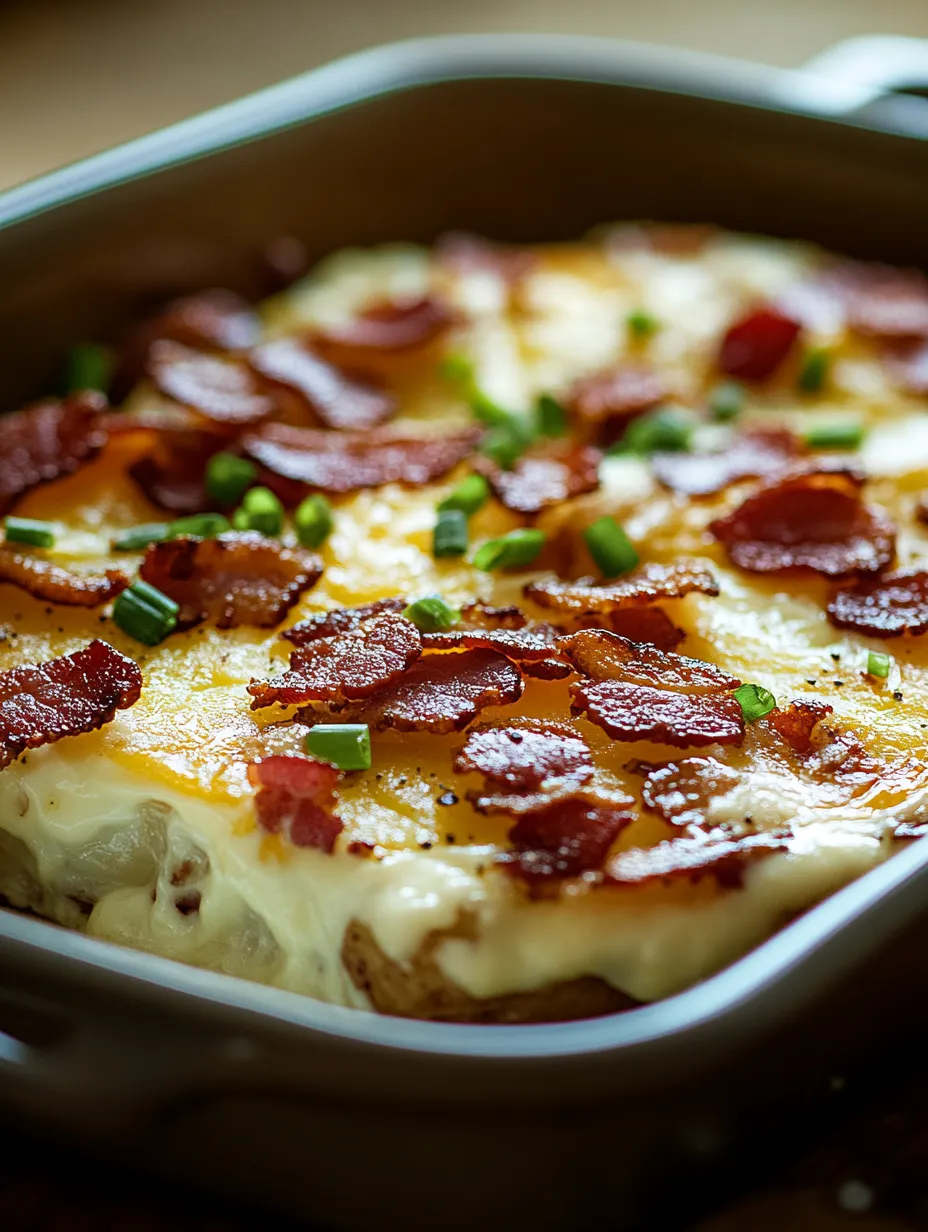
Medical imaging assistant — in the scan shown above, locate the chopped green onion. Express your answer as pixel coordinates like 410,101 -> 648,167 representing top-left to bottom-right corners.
734,682 -> 777,724
866,650 -> 891,679
473,528 -> 546,572
294,494 -> 334,549
803,421 -> 865,450
440,352 -> 476,385
480,412 -> 536,469
64,342 -> 113,394
169,513 -> 230,539
433,508 -> 469,558
233,486 -> 284,536
112,523 -> 170,552
470,388 -> 518,429
438,473 -> 490,518
205,452 -> 257,506
4,517 -> 56,548
612,406 -> 694,456
627,308 -> 659,340
709,381 -> 745,422
583,517 -> 639,578
535,393 -> 567,437
798,346 -> 831,394
402,596 -> 461,632
111,580 -> 178,646
305,724 -> 371,771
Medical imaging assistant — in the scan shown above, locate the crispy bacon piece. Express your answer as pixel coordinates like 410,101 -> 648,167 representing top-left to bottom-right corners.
283,598 -> 407,646
247,338 -> 395,430
248,614 -> 421,709
639,757 -> 741,829
0,640 -> 142,770
0,392 -> 107,516
458,602 -> 527,630
242,423 -> 480,498
314,295 -> 455,358
502,794 -> 636,882
604,828 -> 791,888
481,444 -> 601,515
605,607 -> 685,651
827,569 -> 928,637
765,700 -> 834,754
436,232 -> 536,283
0,550 -> 128,608
559,629 -> 740,693
421,625 -> 563,673
572,681 -> 744,748
247,755 -> 344,852
148,340 -> 274,426
564,363 -> 669,444
343,648 -> 523,735
129,427 -> 223,514
140,532 -> 322,631
711,470 -> 896,578
719,307 -> 801,381
519,657 -> 573,681
454,723 -> 594,794
783,261 -> 928,340
525,560 -> 719,616
652,429 -> 802,497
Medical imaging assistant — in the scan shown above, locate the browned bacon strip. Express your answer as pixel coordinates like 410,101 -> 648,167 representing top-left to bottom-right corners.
149,341 -> 274,426
0,640 -> 142,769
0,550 -> 128,608
140,532 -> 322,631
421,625 -> 563,671
247,337 -> 395,430
652,430 -> 801,497
525,560 -> 719,616
572,680 -> 744,748
604,828 -> 792,888
501,794 -> 636,883
639,757 -> 741,829
558,629 -> 740,693
129,428 -> 224,515
0,392 -> 107,516
283,598 -> 407,646
827,570 -> 928,637
315,295 -> 456,358
247,755 -> 344,852
765,700 -> 834,754
454,723 -> 594,794
564,363 -> 669,444
481,444 -> 601,515
605,607 -> 685,651
781,261 -> 928,340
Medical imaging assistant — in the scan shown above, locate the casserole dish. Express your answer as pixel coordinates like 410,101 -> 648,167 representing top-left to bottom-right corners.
3,32 -> 928,1229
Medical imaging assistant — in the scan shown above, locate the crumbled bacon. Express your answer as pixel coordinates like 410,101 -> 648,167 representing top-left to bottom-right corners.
247,338 -> 395,430
765,700 -> 834,754
242,423 -> 480,497
710,470 -> 896,577
247,755 -> 344,852
283,598 -> 407,646
140,532 -> 322,631
652,429 -> 802,497
0,392 -> 107,516
342,648 -> 523,734
525,559 -> 719,616
0,640 -> 142,769
436,232 -> 536,283
782,261 -> 928,340
501,794 -> 636,882
604,607 -> 685,651
454,723 -> 594,794
639,757 -> 741,829
458,602 -> 527,630
0,550 -> 128,608
314,295 -> 455,358
564,363 -> 669,443
604,828 -> 791,888
572,681 -> 744,748
480,444 -> 601,515
148,341 -> 274,426
719,307 -> 801,381
129,428 -> 224,514
248,614 -> 421,709
827,569 -> 928,637
558,629 -> 741,693
520,657 -> 573,680
421,624 -> 563,671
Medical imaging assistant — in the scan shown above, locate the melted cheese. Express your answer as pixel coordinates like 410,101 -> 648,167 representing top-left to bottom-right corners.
2,227 -> 928,1009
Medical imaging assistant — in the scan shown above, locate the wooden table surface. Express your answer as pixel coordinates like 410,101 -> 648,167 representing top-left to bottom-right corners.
2,1 -> 928,1227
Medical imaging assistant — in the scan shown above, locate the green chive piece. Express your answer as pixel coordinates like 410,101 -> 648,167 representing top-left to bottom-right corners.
803,421 -> 865,451
535,393 -> 567,437
470,388 -> 518,429
294,494 -> 334,549
734,682 -> 777,724
867,650 -> 891,679
473,528 -> 546,572
169,513 -> 231,539
205,452 -> 257,506
583,517 -> 639,579
438,473 -> 490,518
112,523 -> 171,552
480,418 -> 536,470
64,342 -> 113,394
440,352 -> 476,385
4,517 -> 56,548
612,406 -> 694,456
433,508 -> 469,558
709,381 -> 745,422
111,581 -> 178,646
402,596 -> 461,632
305,724 -> 371,771
627,308 -> 660,340
233,486 -> 284,536
798,346 -> 831,394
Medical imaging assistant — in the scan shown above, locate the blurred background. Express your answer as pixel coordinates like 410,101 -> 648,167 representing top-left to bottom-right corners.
3,0 -> 928,192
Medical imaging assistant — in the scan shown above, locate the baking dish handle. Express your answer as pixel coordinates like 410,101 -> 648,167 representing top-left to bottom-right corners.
803,35 -> 928,101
